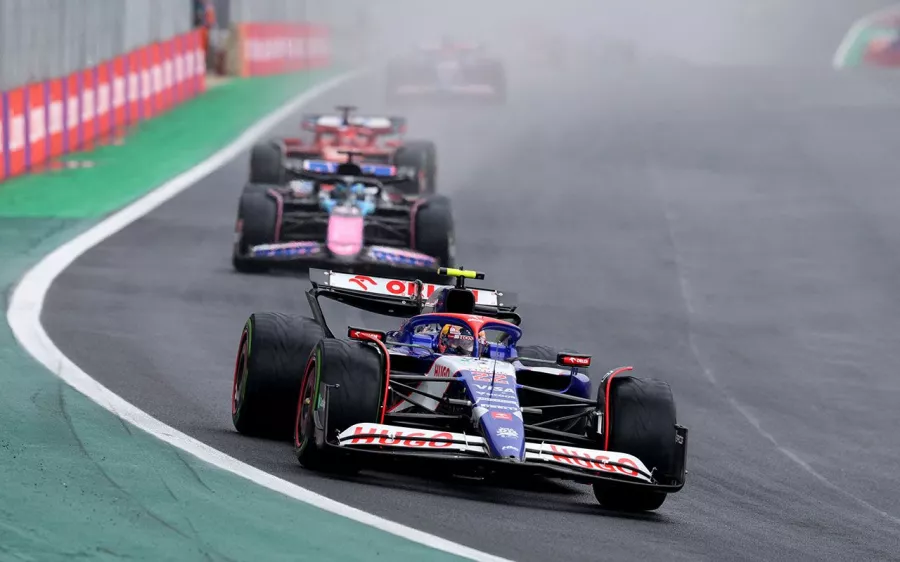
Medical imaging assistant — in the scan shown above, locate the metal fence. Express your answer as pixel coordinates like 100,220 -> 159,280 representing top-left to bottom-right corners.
222,0 -> 307,24
0,0 -> 401,90
0,0 -> 193,90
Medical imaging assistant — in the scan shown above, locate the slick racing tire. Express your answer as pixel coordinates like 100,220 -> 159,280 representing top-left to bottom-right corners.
413,196 -> 455,267
231,313 -> 325,439
249,142 -> 285,185
514,345 -> 589,376
295,338 -> 384,472
232,187 -> 277,273
592,377 -> 678,512
394,140 -> 438,195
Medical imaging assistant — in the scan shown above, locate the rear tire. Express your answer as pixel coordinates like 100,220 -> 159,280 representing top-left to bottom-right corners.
515,344 -> 590,377
249,142 -> 284,185
394,140 -> 437,195
295,339 -> 384,472
592,377 -> 678,512
515,345 -> 589,433
232,187 -> 278,273
413,196 -> 455,266
231,313 -> 325,439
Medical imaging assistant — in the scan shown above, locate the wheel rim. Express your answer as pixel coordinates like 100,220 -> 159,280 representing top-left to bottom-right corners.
294,355 -> 318,450
231,329 -> 249,416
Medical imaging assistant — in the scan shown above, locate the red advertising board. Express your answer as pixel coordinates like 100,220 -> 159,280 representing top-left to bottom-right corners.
81,68 -> 96,147
1,91 -> 7,179
48,78 -> 65,158
197,29 -> 208,93
96,63 -> 112,138
236,23 -> 331,77
27,83 -> 47,170
5,88 -> 26,176
139,46 -> 154,121
112,56 -> 128,131
189,30 -> 207,95
171,35 -> 185,104
159,40 -> 173,112
65,72 -> 81,153
127,49 -> 142,125
181,33 -> 195,99
1,28 -> 202,183
307,25 -> 332,68
151,43 -> 163,115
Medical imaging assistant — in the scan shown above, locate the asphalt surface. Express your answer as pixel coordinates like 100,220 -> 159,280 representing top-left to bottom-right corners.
44,27 -> 900,562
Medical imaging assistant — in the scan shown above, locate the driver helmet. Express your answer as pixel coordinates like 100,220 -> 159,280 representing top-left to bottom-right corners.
438,325 -> 475,356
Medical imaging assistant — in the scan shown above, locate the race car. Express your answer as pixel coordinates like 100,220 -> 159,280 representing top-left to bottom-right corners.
386,39 -> 506,104
230,268 -> 688,512
249,105 -> 437,196
231,151 -> 454,276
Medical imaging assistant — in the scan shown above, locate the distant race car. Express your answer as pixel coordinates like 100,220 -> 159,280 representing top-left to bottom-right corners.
386,39 -> 506,104
249,105 -> 437,196
230,268 -> 688,512
231,151 -> 454,275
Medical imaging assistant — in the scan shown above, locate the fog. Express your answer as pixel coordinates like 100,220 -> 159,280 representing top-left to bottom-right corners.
313,0 -> 896,70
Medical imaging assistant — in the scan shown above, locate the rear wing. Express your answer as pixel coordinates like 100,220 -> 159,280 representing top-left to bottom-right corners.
313,270 -> 506,306
305,269 -> 517,337
299,159 -> 399,178
301,114 -> 407,135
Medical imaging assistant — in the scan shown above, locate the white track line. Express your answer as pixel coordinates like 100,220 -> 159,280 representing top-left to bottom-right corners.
6,70 -> 512,562
833,3 -> 900,68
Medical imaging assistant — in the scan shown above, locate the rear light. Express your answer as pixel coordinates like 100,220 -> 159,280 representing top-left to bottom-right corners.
348,327 -> 386,342
557,353 -> 591,368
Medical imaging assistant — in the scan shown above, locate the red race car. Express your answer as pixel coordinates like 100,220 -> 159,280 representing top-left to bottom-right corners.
249,106 -> 437,197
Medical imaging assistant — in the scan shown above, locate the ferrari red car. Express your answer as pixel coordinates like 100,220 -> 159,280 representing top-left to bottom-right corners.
249,105 -> 437,196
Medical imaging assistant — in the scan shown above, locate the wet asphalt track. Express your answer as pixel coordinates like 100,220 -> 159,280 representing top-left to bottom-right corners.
43,28 -> 900,562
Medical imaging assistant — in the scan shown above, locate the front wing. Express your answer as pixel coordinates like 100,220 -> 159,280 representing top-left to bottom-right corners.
335,422 -> 682,490
240,241 -> 438,274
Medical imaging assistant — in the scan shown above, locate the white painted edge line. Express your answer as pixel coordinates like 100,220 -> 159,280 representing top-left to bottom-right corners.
6,70 -> 513,562
833,3 -> 900,68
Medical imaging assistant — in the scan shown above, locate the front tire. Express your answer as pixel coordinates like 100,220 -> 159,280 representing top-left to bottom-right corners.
295,339 -> 385,471
232,187 -> 278,273
592,376 -> 678,512
394,140 -> 438,195
231,313 -> 325,439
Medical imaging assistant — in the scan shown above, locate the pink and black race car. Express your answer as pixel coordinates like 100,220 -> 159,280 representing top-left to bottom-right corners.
232,152 -> 454,277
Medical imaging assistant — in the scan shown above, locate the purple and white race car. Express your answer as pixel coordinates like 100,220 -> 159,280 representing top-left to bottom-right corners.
231,268 -> 689,512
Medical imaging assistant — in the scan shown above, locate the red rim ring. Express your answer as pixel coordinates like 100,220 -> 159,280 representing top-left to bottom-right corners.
231,328 -> 249,416
294,354 -> 317,449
